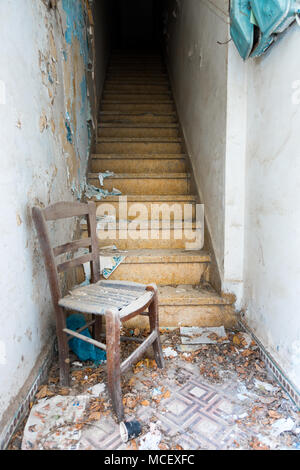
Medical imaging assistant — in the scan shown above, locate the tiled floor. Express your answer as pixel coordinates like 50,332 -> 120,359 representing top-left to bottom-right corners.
78,359 -> 299,451
15,329 -> 300,451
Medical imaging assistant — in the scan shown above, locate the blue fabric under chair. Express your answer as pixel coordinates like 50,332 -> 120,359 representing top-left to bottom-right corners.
66,314 -> 106,364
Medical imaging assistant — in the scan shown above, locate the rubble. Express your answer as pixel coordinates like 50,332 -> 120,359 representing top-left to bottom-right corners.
163,347 -> 178,358
139,423 -> 162,450
180,326 -> 229,345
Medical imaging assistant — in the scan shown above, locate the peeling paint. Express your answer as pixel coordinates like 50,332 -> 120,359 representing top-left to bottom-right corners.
62,0 -> 89,65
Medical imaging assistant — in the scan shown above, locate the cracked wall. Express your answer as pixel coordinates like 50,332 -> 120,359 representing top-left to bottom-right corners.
0,0 -> 111,443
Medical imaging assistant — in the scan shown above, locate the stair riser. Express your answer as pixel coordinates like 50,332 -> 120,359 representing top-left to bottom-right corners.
103,94 -> 171,102
105,80 -> 170,86
95,201 -> 196,221
124,305 -> 238,329
82,230 -> 202,250
107,68 -> 166,74
95,142 -> 182,154
107,71 -> 167,76
101,103 -> 174,113
98,128 -> 179,138
107,262 -> 209,285
109,60 -> 164,63
104,85 -> 170,93
89,177 -> 190,195
99,114 -> 177,124
91,158 -> 185,174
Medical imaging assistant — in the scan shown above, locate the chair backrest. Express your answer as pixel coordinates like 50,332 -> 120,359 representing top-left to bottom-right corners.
32,201 -> 100,308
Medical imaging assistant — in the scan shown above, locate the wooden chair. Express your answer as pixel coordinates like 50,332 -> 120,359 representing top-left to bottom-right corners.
32,201 -> 164,421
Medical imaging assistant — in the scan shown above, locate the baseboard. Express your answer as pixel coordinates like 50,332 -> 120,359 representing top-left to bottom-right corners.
0,337 -> 56,450
239,319 -> 300,410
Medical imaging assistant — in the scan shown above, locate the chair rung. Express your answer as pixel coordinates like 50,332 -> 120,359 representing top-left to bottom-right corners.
75,320 -> 96,335
120,330 -> 157,374
53,238 -> 92,257
57,253 -> 93,273
63,328 -> 107,351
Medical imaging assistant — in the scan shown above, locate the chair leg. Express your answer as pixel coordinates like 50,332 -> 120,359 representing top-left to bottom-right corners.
147,287 -> 165,369
93,315 -> 103,341
105,309 -> 124,422
56,308 -> 70,387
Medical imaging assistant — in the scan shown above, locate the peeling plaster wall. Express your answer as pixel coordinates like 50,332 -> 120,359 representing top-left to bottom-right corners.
243,24 -> 300,391
163,0 -> 231,288
0,0 -> 109,437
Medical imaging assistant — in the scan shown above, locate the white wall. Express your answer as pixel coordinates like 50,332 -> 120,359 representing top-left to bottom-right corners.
164,0 -> 245,297
243,24 -> 300,391
0,0 -> 110,441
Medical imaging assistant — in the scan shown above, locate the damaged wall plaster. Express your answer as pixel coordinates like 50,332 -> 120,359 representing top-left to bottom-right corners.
0,0 -> 111,441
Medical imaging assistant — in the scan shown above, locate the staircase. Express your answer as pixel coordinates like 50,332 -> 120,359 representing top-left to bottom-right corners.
86,50 -> 237,329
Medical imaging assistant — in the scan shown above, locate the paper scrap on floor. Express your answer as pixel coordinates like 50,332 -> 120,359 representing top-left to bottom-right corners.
101,254 -> 127,279
85,184 -> 122,201
82,246 -> 127,281
98,171 -> 114,187
22,384 -> 106,450
180,326 -> 229,346
22,394 -> 89,450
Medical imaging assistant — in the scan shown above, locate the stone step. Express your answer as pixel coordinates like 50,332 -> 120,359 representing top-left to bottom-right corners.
95,140 -> 183,154
99,249 -> 211,286
102,93 -> 172,102
98,126 -> 179,138
107,67 -> 166,73
93,195 -> 197,221
105,78 -> 170,86
109,60 -> 164,64
107,71 -> 167,76
81,220 -> 202,250
99,112 -> 178,124
101,102 -> 174,113
91,154 -> 186,174
126,285 -> 237,329
104,84 -> 170,93
88,173 -> 191,195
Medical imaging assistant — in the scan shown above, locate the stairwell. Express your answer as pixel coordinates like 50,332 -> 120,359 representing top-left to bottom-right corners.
86,50 -> 237,329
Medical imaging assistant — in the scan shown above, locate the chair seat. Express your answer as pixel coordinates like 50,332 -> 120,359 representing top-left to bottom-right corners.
58,280 -> 154,317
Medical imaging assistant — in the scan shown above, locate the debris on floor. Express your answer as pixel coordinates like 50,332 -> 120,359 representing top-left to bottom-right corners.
180,326 -> 229,350
163,346 -> 178,358
85,183 -> 122,201
98,171 -> 114,187
100,253 -> 127,279
8,326 -> 300,451
139,422 -> 162,450
22,394 -> 90,450
82,248 -> 127,281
